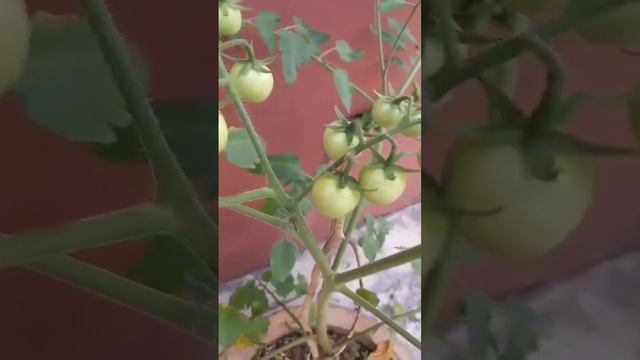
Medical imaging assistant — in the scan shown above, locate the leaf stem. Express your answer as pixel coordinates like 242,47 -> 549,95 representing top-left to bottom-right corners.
383,0 -> 421,90
375,0 -> 387,94
311,56 -> 375,104
219,187 -> 276,207
225,204 -> 293,233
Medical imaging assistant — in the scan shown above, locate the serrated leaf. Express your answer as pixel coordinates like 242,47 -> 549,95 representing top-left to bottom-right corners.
380,0 -> 406,13
333,69 -> 352,111
295,273 -> 309,296
229,280 -> 270,317
388,18 -> 417,45
17,13 -> 147,143
335,40 -> 364,63
270,241 -> 298,282
219,306 -> 245,346
225,128 -> 263,168
279,31 -> 298,85
356,288 -> 380,306
628,85 -> 640,143
359,216 -> 391,262
257,12 -> 280,53
127,236 -> 194,295
370,23 -> 407,51
293,17 -> 330,56
463,292 -> 494,360
250,154 -> 310,186
273,274 -> 295,298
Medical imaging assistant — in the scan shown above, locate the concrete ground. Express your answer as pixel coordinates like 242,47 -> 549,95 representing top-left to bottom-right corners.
220,202 -> 640,359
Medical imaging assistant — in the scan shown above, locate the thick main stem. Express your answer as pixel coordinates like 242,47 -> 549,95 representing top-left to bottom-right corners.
80,0 -> 216,267
333,245 -> 421,284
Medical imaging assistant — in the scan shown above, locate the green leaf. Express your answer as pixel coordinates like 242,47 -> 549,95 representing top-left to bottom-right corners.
356,288 -> 380,307
225,128 -> 263,168
273,274 -> 295,298
219,306 -> 245,346
388,18 -> 417,45
127,236 -> 194,295
229,280 -> 270,317
293,17 -> 330,58
242,315 -> 270,343
333,69 -> 352,112
380,0 -> 406,13
294,273 -> 309,296
17,13 -> 147,143
628,85 -> 640,144
250,154 -> 311,186
270,241 -> 298,282
257,12 -> 280,53
335,40 -> 364,63
463,292 -> 494,360
359,216 -> 391,262
369,23 -> 407,51
279,31 -> 298,85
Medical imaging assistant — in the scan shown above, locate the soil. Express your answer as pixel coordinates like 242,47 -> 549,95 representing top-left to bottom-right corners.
254,328 -> 376,360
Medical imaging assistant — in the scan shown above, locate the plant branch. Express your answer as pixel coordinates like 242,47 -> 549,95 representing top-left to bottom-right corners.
256,279 -> 305,332
0,203 -> 175,268
338,286 -> 420,349
383,1 -> 421,92
29,255 -> 214,341
399,58 -> 421,96
333,245 -> 421,284
333,309 -> 420,351
331,199 -> 364,271
225,204 -> 293,233
219,187 -> 275,208
375,0 -> 387,94
80,0 -> 216,266
428,0 -> 640,99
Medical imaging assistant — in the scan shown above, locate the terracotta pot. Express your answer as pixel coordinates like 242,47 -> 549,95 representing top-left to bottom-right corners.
221,305 -> 414,359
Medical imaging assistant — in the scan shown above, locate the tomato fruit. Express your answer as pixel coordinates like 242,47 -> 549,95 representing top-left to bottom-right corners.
0,0 -> 29,97
500,0 -> 566,16
229,63 -> 274,103
310,174 -> 361,219
218,4 -> 242,37
323,121 -> 359,160
219,111 -> 228,153
442,139 -> 594,258
578,4 -> 640,48
359,166 -> 407,206
424,209 -> 449,273
371,100 -> 407,129
401,111 -> 421,139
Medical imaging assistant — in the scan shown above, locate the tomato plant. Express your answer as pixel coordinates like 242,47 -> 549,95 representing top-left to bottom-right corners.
228,62 -> 274,103
0,0 -> 29,96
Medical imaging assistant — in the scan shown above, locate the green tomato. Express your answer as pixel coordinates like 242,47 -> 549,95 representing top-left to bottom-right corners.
218,4 -> 242,37
371,100 -> 406,129
500,0 -> 566,16
323,121 -> 359,160
424,209 -> 449,273
401,111 -> 421,139
229,63 -> 274,103
310,174 -> 361,219
578,3 -> 640,48
442,139 -> 594,258
0,0 -> 29,97
219,111 -> 228,153
359,166 -> 407,206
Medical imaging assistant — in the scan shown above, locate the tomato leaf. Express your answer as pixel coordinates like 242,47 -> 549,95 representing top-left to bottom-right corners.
256,12 -> 280,53
225,128 -> 263,169
370,23 -> 406,51
333,69 -> 352,112
294,273 -> 309,296
273,274 -> 295,298
229,280 -> 270,317
628,85 -> 640,143
359,216 -> 391,262
250,154 -> 311,186
335,40 -> 364,63
17,13 -> 147,143
380,0 -> 406,13
356,288 -> 380,306
293,17 -> 330,59
270,241 -> 298,283
463,292 -> 495,360
388,18 -> 417,45
219,306 -> 245,346
242,315 -> 270,343
279,31 -> 299,85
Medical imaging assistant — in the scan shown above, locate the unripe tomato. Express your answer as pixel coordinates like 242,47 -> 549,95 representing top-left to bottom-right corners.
359,166 -> 407,206
500,0 -> 566,16
229,63 -> 274,103
0,0 -> 29,97
219,111 -> 228,153
310,174 -> 361,219
371,100 -> 406,129
323,121 -> 359,160
401,111 -> 421,139
442,139 -> 594,258
424,209 -> 449,273
579,4 -> 640,48
424,40 -> 445,79
218,4 -> 242,37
